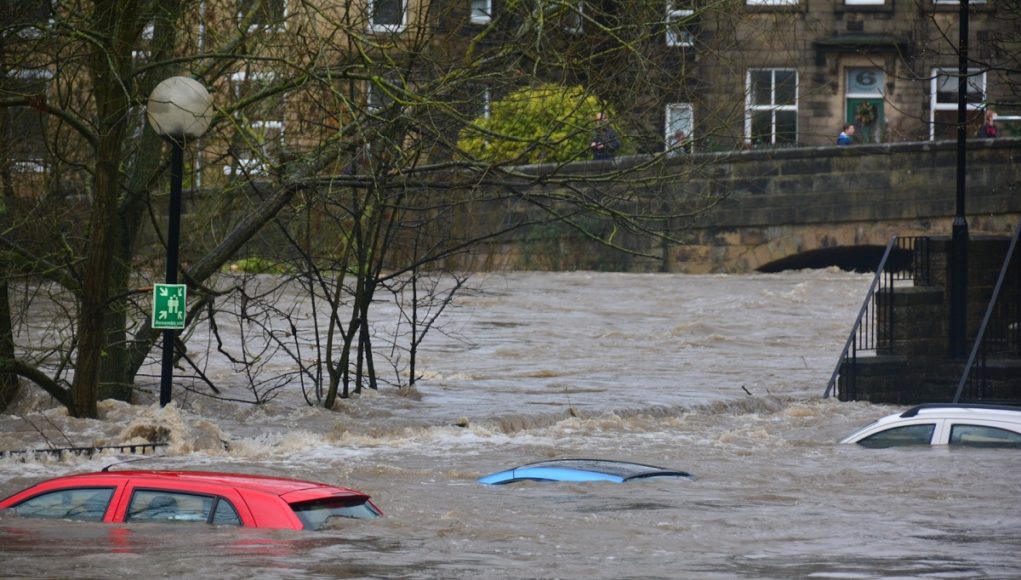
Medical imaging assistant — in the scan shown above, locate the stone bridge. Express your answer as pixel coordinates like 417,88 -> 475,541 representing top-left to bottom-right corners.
501,138 -> 1021,274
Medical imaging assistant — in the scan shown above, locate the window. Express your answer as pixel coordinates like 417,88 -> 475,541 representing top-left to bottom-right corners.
126,490 -> 240,525
370,0 -> 405,32
746,69 -> 798,147
9,488 -> 114,521
933,0 -> 986,4
133,21 -> 155,62
665,103 -> 693,155
367,73 -> 402,113
949,424 -> 1021,448
471,0 -> 491,24
858,424 -> 935,448
290,498 -> 382,530
746,0 -> 798,5
666,2 -> 694,47
2,0 -> 52,35
845,0 -> 884,5
227,71 -> 285,176
4,68 -> 51,171
474,84 -> 491,120
238,0 -> 287,30
930,68 -> 985,140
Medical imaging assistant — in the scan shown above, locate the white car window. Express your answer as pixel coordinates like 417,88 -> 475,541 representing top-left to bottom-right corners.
858,424 -> 935,448
949,424 -> 1021,448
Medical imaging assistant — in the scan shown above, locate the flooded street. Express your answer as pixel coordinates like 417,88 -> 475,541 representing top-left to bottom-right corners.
2,270 -> 1020,578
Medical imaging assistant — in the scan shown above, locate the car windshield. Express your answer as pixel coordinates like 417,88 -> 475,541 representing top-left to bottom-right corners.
290,497 -> 381,530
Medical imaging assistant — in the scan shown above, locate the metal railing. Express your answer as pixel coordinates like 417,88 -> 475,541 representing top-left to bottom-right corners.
823,236 -> 930,399
953,221 -> 1021,402
1,443 -> 166,460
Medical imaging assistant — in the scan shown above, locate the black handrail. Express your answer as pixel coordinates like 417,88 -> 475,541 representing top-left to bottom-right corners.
953,221 -> 1021,402
824,236 -> 929,399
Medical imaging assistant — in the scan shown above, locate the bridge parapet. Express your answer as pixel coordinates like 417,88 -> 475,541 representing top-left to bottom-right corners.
612,139 -> 1020,273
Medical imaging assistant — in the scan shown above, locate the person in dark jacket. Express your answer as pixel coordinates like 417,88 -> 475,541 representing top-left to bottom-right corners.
591,112 -> 620,160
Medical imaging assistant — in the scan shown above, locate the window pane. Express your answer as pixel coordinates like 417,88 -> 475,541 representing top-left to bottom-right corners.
372,0 -> 402,26
751,71 -> 772,106
241,0 -> 285,25
471,0 -> 490,22
127,490 -> 213,523
775,110 -> 797,144
5,71 -> 49,162
10,488 -> 114,522
750,110 -> 772,145
858,424 -> 935,448
212,499 -> 242,526
3,0 -> 51,28
290,498 -> 381,530
847,68 -> 884,96
949,425 -> 1021,448
775,71 -> 797,105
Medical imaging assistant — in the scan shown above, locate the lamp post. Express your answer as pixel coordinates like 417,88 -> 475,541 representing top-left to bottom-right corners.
950,0 -> 969,358
146,76 -> 212,406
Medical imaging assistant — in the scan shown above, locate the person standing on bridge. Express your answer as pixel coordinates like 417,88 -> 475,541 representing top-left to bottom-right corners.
591,112 -> 621,160
837,123 -> 855,145
979,109 -> 998,138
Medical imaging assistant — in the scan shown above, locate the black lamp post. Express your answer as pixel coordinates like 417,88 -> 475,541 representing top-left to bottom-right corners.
950,0 -> 970,358
146,76 -> 212,406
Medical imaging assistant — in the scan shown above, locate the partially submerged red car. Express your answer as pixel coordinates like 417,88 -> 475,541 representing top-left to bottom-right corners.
0,470 -> 381,530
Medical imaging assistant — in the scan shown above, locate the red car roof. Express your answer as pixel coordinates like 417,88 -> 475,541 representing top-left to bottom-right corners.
45,470 -> 365,498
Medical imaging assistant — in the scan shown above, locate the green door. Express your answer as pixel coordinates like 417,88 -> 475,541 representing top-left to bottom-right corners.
846,98 -> 884,144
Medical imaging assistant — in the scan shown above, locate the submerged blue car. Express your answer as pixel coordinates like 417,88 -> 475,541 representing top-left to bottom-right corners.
478,459 -> 693,485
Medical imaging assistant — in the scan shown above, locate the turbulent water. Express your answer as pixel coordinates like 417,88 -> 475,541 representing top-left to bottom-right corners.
2,270 -> 1019,579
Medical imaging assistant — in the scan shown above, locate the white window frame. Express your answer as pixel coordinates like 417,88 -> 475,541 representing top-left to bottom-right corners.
470,0 -> 491,24
226,71 -> 285,176
929,67 -> 985,140
237,0 -> 288,32
369,0 -> 407,33
666,3 -> 693,47
933,0 -> 985,4
845,0 -> 884,5
665,103 -> 693,155
9,68 -> 53,172
746,0 -> 798,6
744,68 -> 799,146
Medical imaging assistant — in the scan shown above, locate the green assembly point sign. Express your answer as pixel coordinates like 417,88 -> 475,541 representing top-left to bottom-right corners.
152,283 -> 187,330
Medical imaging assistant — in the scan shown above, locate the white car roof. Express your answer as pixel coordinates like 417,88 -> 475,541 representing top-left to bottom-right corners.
841,403 -> 1021,444
896,403 -> 1021,422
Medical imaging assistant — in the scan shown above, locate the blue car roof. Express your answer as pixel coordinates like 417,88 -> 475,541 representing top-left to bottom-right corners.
478,459 -> 693,485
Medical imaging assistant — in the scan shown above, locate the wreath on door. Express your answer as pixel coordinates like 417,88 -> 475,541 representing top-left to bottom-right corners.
855,102 -> 877,126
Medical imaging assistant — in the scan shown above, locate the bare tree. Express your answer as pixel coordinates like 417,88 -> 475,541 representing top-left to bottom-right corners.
1,0 -> 733,417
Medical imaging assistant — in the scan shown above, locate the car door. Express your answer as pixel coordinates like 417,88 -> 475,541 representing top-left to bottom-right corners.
115,479 -> 253,526
854,419 -> 943,447
946,421 -> 1021,448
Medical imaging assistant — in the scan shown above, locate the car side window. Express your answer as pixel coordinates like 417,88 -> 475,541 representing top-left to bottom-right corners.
127,490 -> 214,523
858,424 -> 936,448
949,424 -> 1021,448
211,498 -> 242,526
9,487 -> 114,522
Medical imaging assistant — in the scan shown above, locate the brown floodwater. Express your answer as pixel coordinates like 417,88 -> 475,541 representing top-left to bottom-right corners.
2,270 -> 1019,578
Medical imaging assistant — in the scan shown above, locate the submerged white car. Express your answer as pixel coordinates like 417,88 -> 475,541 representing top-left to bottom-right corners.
841,404 -> 1021,448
